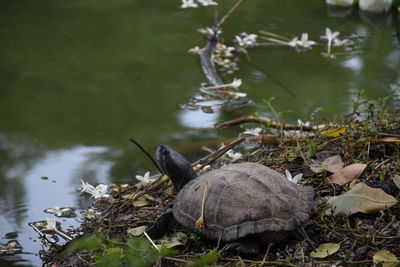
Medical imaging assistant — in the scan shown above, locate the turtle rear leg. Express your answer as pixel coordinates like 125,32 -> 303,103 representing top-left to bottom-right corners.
147,209 -> 176,239
227,236 -> 261,254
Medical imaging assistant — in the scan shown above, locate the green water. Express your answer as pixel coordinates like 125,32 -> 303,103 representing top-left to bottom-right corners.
0,0 -> 399,265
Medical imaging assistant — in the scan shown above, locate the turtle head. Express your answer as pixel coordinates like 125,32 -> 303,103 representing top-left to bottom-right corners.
156,145 -> 197,193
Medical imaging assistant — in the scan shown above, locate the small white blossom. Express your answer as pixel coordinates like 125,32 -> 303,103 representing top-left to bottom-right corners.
235,32 -> 258,48
285,170 -> 303,184
297,33 -> 316,48
136,171 -> 153,183
45,206 -> 72,217
197,0 -> 218,6
80,180 -> 110,199
91,184 -> 110,199
81,208 -> 101,220
231,78 -> 242,89
297,119 -> 310,127
243,127 -> 262,136
226,150 -> 243,161
181,0 -> 198,8
197,27 -> 221,37
188,46 -> 202,54
321,28 -> 340,54
80,180 -> 95,194
287,37 -> 299,47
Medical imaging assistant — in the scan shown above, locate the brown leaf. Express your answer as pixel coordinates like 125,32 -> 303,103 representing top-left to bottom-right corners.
309,155 -> 344,173
326,163 -> 367,186
327,182 -> 398,216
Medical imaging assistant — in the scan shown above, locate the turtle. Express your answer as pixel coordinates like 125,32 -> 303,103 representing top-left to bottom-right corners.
148,144 -> 314,253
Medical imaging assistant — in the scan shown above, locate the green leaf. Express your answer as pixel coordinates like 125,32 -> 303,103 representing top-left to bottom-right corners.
66,234 -> 104,255
189,251 -> 220,267
373,250 -> 400,267
327,182 -> 398,216
306,141 -> 316,158
310,243 -> 340,258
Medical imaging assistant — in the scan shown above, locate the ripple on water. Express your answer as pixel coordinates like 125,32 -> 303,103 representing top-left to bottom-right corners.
0,22 -> 93,73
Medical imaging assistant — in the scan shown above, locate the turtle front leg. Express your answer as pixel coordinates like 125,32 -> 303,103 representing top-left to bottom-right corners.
147,209 -> 176,239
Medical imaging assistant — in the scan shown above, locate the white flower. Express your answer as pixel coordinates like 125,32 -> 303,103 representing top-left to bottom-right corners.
288,37 -> 299,47
80,180 -> 110,199
81,208 -> 101,220
136,171 -> 153,183
297,33 -> 316,48
231,78 -> 242,89
45,218 -> 57,231
235,32 -> 258,48
226,150 -> 243,161
297,119 -> 310,127
80,180 -> 95,194
243,127 -> 262,136
181,0 -> 198,8
321,28 -> 340,54
188,46 -> 202,54
197,27 -> 221,36
45,206 -> 71,217
285,170 -> 303,184
91,184 -> 110,199
197,0 -> 218,6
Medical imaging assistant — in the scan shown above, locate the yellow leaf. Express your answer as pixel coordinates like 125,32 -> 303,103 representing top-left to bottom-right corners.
132,194 -> 154,207
373,250 -> 400,267
310,243 -> 340,258
323,127 -> 347,137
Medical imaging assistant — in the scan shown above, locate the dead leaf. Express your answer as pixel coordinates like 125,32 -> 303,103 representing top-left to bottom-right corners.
354,137 -> 400,148
323,127 -> 347,137
127,226 -> 146,237
392,175 -> 400,190
310,243 -> 340,258
327,182 -> 398,216
326,163 -> 367,186
309,155 -> 344,173
132,194 -> 155,207
373,250 -> 400,267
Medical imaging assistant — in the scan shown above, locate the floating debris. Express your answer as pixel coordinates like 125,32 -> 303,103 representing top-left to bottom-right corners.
45,206 -> 76,217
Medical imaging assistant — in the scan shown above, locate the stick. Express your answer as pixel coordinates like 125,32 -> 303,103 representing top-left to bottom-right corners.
215,0 -> 246,31
144,231 -> 159,251
216,116 -> 318,131
129,138 -> 163,173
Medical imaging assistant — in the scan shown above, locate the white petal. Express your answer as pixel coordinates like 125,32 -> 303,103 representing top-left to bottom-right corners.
285,169 -> 293,180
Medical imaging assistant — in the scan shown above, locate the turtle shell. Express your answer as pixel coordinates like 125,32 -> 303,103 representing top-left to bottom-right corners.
173,163 -> 314,242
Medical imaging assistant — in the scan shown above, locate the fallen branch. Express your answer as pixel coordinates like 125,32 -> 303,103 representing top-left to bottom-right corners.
216,116 -> 318,132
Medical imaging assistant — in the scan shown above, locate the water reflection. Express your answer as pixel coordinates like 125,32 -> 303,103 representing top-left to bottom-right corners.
178,108 -> 219,129
0,144 -> 114,265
